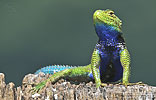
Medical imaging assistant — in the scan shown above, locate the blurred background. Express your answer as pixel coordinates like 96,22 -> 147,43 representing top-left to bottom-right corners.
0,0 -> 155,86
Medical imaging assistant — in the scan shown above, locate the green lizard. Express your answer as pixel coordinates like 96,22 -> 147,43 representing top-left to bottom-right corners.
32,9 -> 133,93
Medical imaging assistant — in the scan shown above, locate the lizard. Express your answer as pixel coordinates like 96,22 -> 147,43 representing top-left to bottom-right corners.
32,9 -> 131,92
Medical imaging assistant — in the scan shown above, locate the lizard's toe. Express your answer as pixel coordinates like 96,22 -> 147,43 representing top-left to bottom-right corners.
101,83 -> 107,87
31,81 -> 47,94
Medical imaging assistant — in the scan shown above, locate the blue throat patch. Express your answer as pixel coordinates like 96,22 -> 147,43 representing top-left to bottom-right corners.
95,23 -> 121,44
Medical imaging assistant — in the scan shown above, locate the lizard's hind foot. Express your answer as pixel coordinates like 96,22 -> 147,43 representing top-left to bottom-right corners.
31,80 -> 47,94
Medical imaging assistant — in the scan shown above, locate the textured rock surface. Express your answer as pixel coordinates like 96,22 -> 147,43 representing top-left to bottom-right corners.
0,72 -> 156,100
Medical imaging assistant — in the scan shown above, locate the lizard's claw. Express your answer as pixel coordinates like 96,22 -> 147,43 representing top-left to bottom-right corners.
31,81 -> 46,94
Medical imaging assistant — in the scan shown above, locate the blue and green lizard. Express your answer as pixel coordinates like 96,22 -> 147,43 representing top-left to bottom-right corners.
33,9 -> 131,92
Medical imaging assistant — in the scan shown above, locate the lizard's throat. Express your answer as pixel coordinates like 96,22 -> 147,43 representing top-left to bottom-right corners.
95,23 -> 121,41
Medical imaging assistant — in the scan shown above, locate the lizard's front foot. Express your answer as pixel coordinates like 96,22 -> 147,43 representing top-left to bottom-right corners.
31,80 -> 47,94
128,81 -> 145,85
119,81 -> 145,87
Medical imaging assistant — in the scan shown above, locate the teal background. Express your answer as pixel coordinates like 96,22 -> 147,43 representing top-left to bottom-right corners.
0,0 -> 156,86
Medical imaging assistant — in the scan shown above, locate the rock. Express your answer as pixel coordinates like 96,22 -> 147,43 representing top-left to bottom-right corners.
0,72 -> 156,100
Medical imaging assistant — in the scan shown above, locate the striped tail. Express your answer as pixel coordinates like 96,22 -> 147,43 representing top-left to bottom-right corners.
35,65 -> 75,74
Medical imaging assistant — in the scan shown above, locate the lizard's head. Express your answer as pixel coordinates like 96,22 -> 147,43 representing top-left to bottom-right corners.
93,9 -> 122,33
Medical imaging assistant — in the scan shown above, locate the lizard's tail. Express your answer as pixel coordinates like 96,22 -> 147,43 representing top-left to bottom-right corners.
34,65 -> 76,74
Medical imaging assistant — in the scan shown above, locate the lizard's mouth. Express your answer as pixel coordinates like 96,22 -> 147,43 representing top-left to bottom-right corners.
96,16 -> 105,23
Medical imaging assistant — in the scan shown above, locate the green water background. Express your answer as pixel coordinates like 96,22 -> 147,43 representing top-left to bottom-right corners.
0,0 -> 156,86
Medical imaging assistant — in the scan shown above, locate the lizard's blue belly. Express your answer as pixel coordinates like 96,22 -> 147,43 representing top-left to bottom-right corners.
98,45 -> 123,83
88,50 -> 123,83
100,56 -> 123,83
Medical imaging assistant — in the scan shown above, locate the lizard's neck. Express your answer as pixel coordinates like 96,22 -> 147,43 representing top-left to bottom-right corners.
95,23 -> 122,45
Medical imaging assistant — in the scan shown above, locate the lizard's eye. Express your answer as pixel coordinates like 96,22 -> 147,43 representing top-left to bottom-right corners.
109,11 -> 114,16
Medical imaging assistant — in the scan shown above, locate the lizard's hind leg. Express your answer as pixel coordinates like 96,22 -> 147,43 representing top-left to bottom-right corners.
32,69 -> 72,93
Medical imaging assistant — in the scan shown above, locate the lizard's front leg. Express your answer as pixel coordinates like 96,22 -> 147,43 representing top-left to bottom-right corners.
120,48 -> 130,86
118,45 -> 145,86
91,49 -> 102,88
